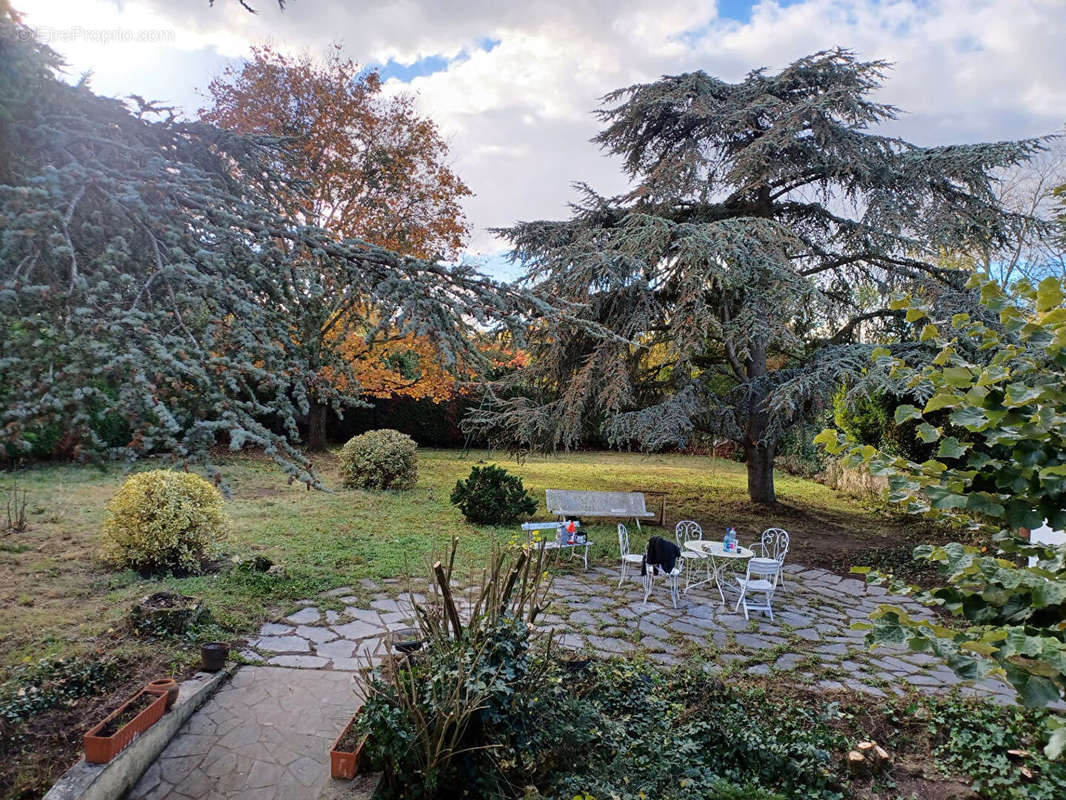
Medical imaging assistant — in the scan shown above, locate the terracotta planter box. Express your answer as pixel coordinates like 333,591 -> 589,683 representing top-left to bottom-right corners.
330,712 -> 368,780
84,689 -> 167,764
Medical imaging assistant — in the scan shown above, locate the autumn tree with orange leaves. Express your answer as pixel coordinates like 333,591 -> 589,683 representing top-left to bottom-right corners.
201,45 -> 472,449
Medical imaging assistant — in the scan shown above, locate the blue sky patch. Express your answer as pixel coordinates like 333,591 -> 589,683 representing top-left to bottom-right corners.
369,36 -> 501,84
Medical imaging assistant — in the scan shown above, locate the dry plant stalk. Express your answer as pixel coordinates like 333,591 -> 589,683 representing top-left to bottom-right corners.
365,535 -> 557,792
3,479 -> 28,534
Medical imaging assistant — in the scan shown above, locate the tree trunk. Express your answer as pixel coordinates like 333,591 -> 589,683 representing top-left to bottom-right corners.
744,440 -> 777,505
307,398 -> 329,451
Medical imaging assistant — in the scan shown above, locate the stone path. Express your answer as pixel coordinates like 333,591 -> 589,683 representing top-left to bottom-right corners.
239,562 -> 1016,704
127,667 -> 375,800
137,558 -> 1018,800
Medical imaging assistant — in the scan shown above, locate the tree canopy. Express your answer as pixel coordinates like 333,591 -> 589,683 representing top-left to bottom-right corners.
469,49 -> 1046,503
200,45 -> 474,448
0,11 -> 523,484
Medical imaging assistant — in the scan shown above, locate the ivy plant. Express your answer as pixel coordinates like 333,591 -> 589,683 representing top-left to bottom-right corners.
816,273 -> 1066,755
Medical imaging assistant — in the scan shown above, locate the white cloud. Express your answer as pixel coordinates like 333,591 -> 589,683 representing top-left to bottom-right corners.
19,0 -> 1066,259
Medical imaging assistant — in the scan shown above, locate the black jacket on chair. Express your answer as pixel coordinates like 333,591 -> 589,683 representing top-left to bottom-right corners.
641,536 -> 681,576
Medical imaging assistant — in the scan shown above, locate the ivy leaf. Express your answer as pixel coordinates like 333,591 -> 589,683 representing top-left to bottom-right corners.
924,393 -> 960,413
1045,724 -> 1066,760
1004,383 -> 1043,407
813,428 -> 842,454
1019,674 -> 1061,708
916,422 -> 940,443
920,324 -> 939,341
894,404 -> 922,424
936,437 -> 968,459
1037,277 -> 1065,313
949,407 -> 987,429
942,367 -> 973,387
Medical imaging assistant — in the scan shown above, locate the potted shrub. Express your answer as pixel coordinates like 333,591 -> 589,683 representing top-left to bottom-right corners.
84,689 -> 167,764
330,710 -> 368,779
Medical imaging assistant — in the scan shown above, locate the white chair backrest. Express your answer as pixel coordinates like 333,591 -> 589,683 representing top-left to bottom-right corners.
748,557 -> 782,578
675,520 -> 702,549
617,523 -> 631,558
760,528 -> 790,562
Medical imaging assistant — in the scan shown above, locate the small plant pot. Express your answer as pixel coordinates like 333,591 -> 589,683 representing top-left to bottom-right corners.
391,628 -> 424,655
330,712 -> 368,780
200,642 -> 229,672
145,678 -> 179,711
84,689 -> 167,764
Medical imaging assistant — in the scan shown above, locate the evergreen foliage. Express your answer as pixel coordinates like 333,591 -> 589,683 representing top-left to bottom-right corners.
0,13 -> 525,484
450,464 -> 538,525
339,429 -> 418,490
101,469 -> 227,574
467,49 -> 1046,503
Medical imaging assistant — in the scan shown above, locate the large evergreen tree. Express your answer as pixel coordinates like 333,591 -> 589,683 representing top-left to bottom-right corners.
469,49 -> 1045,504
0,10 -> 519,484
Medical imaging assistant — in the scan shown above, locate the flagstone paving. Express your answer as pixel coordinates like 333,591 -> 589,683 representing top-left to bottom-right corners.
127,666 -> 376,800
135,559 -> 1019,800
238,562 -> 1016,705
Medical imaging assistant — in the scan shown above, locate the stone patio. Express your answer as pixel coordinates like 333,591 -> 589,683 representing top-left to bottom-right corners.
239,561 -> 1016,704
132,558 -> 1017,799
127,667 -> 375,800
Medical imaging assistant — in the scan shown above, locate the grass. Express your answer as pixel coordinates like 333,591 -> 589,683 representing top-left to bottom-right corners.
0,447 -> 972,799
0,447 -> 920,672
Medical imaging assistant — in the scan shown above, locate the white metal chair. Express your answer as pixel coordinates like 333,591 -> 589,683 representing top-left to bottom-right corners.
756,528 -> 790,588
734,557 -> 783,621
617,523 -> 645,588
642,543 -> 683,609
675,520 -> 707,592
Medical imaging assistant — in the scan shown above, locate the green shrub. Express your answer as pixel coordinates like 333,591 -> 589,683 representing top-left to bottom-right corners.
450,464 -> 537,525
101,469 -> 227,573
339,429 -> 418,490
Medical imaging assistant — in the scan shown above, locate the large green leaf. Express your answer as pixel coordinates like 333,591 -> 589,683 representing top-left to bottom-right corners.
894,404 -> 922,424
1037,277 -> 1065,314
936,437 -> 968,459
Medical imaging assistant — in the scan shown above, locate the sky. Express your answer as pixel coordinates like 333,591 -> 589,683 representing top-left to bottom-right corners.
18,0 -> 1066,281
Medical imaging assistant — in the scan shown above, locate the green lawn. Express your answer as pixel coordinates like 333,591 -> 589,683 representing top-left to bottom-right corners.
0,448 -> 918,671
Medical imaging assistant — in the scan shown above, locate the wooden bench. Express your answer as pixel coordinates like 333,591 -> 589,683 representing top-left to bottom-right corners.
545,489 -> 657,530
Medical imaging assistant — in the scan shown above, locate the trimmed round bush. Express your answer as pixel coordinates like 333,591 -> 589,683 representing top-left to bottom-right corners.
339,429 -> 418,490
450,464 -> 538,525
101,470 -> 227,574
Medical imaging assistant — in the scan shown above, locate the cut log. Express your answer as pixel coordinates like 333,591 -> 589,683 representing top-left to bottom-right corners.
847,751 -> 867,773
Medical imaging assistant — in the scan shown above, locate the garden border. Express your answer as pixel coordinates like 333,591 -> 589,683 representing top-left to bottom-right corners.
43,665 -> 236,800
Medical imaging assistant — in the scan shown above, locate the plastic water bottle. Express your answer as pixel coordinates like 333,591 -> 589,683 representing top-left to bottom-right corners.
726,527 -> 737,552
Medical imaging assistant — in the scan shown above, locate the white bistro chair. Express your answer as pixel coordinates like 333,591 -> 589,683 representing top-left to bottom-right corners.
756,528 -> 790,588
617,523 -> 645,588
675,520 -> 707,592
642,542 -> 683,609
734,557 -> 783,621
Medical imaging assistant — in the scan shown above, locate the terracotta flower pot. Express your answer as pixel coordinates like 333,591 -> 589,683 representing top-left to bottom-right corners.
201,642 -> 229,672
330,712 -> 368,780
145,678 -> 179,711
84,689 -> 167,764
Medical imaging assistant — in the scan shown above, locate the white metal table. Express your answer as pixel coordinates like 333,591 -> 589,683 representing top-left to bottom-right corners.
682,540 -> 754,603
521,521 -> 591,570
